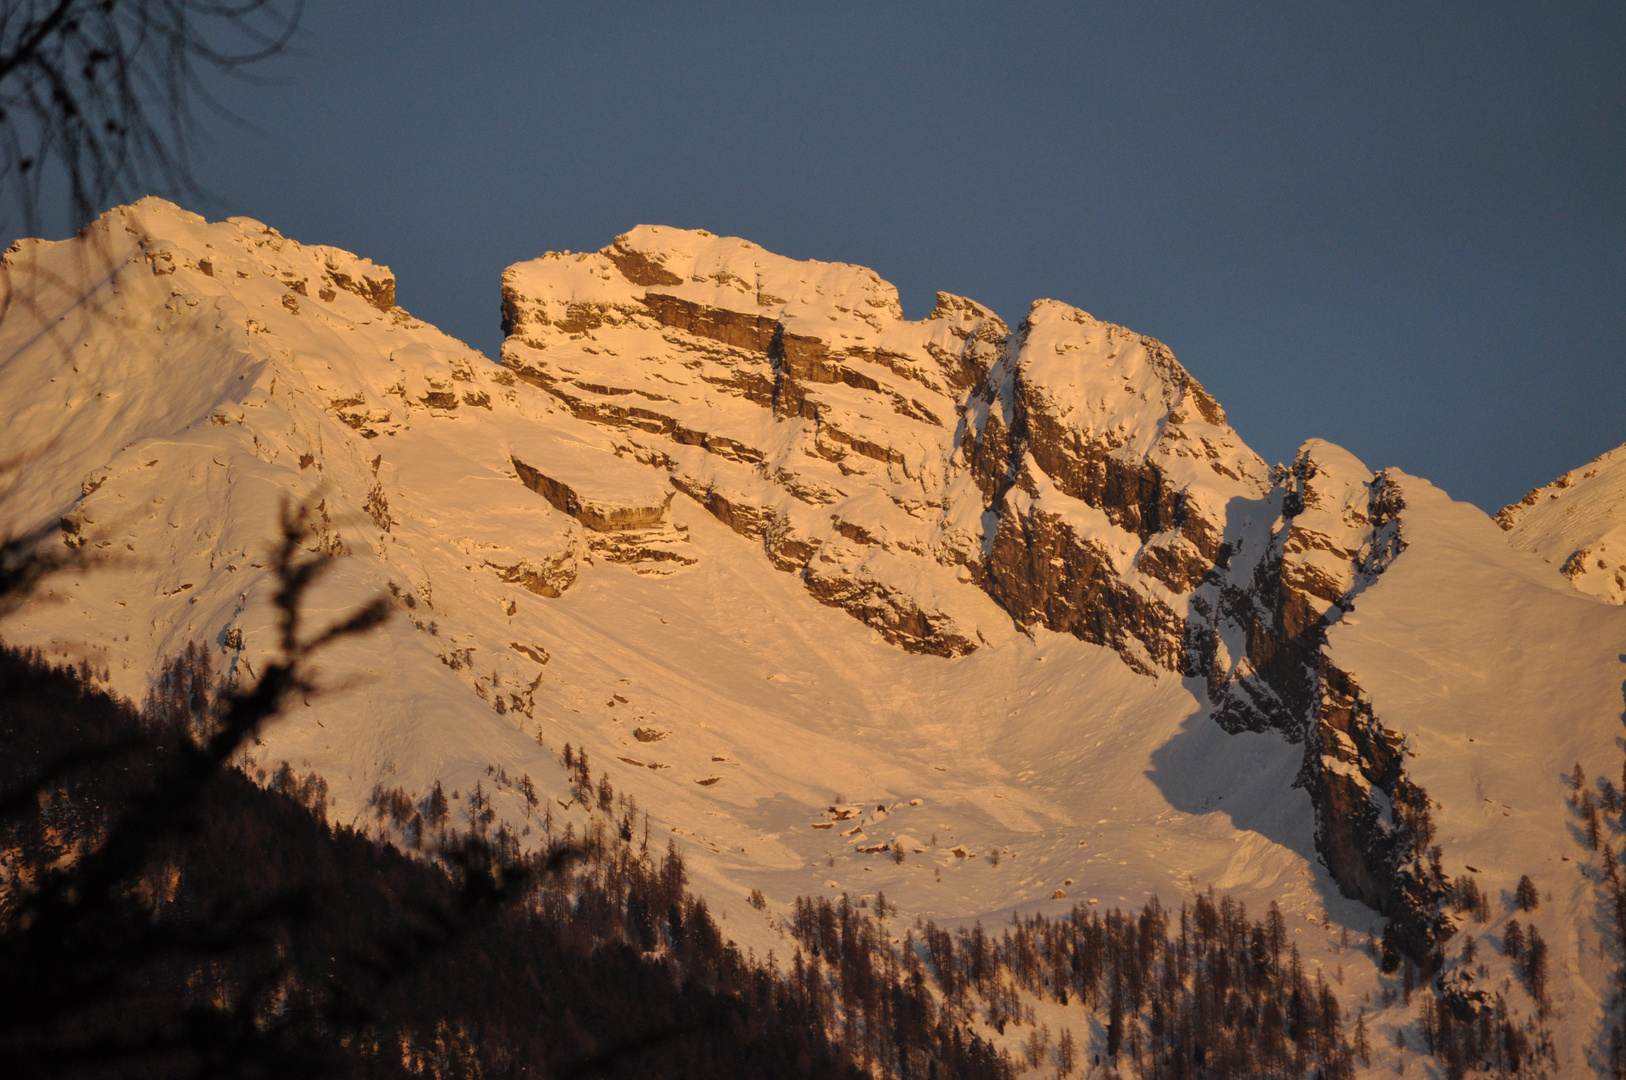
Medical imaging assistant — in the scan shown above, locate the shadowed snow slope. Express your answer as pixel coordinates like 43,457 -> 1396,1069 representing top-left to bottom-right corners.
4,201 -> 1625,1076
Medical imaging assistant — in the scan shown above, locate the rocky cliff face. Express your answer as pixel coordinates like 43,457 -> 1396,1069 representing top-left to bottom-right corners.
499,228 -> 1271,669
1303,659 -> 1452,965
499,228 -> 1021,656
965,300 -> 1270,674
1182,442 -> 1456,963
1190,441 -> 1404,734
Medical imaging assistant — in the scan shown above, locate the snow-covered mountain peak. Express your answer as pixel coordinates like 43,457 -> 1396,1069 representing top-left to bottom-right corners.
0,197 -> 441,538
606,223 -> 905,328
1014,297 -> 1232,428
502,223 -> 907,360
1002,297 -> 1269,551
498,224 -> 1287,673
1498,440 -> 1626,604
6,200 -> 1626,1076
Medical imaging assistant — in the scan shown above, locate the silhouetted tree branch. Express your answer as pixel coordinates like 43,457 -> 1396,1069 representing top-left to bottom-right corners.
0,0 -> 302,234
0,500 -> 391,1077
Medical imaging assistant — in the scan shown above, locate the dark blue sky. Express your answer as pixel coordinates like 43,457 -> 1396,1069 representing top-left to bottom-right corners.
53,5 -> 1626,510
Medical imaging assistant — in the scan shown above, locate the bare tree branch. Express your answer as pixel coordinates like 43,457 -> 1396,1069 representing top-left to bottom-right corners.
0,0 -> 303,235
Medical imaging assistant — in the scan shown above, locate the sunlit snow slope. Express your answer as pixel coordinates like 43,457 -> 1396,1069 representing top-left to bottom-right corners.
1322,472 -> 1626,1067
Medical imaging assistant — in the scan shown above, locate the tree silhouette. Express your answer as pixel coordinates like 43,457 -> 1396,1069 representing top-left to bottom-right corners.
0,0 -> 301,234
0,502 -> 390,1076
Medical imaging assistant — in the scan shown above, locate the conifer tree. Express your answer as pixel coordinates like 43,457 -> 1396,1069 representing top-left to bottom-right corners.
422,780 -> 449,827
1524,927 -> 1548,1006
1057,1026 -> 1076,1077
1504,919 -> 1524,958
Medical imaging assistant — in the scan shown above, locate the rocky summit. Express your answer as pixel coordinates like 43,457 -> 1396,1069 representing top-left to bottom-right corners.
4,199 -> 1625,1077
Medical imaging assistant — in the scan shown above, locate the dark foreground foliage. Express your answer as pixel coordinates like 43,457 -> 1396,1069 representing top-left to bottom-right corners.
0,642 -> 1014,1079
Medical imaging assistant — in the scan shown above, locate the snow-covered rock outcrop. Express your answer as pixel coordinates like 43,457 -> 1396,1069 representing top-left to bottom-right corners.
1179,440 -> 1455,958
1499,441 -> 1626,605
500,228 -> 1272,671
968,300 -> 1271,673
500,226 -> 1013,657
0,197 -> 609,760
1189,440 -> 1404,734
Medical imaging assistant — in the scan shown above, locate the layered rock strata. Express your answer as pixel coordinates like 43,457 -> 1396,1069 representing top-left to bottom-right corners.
500,228 -> 1270,665
501,228 -> 1011,656
509,434 -> 694,573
